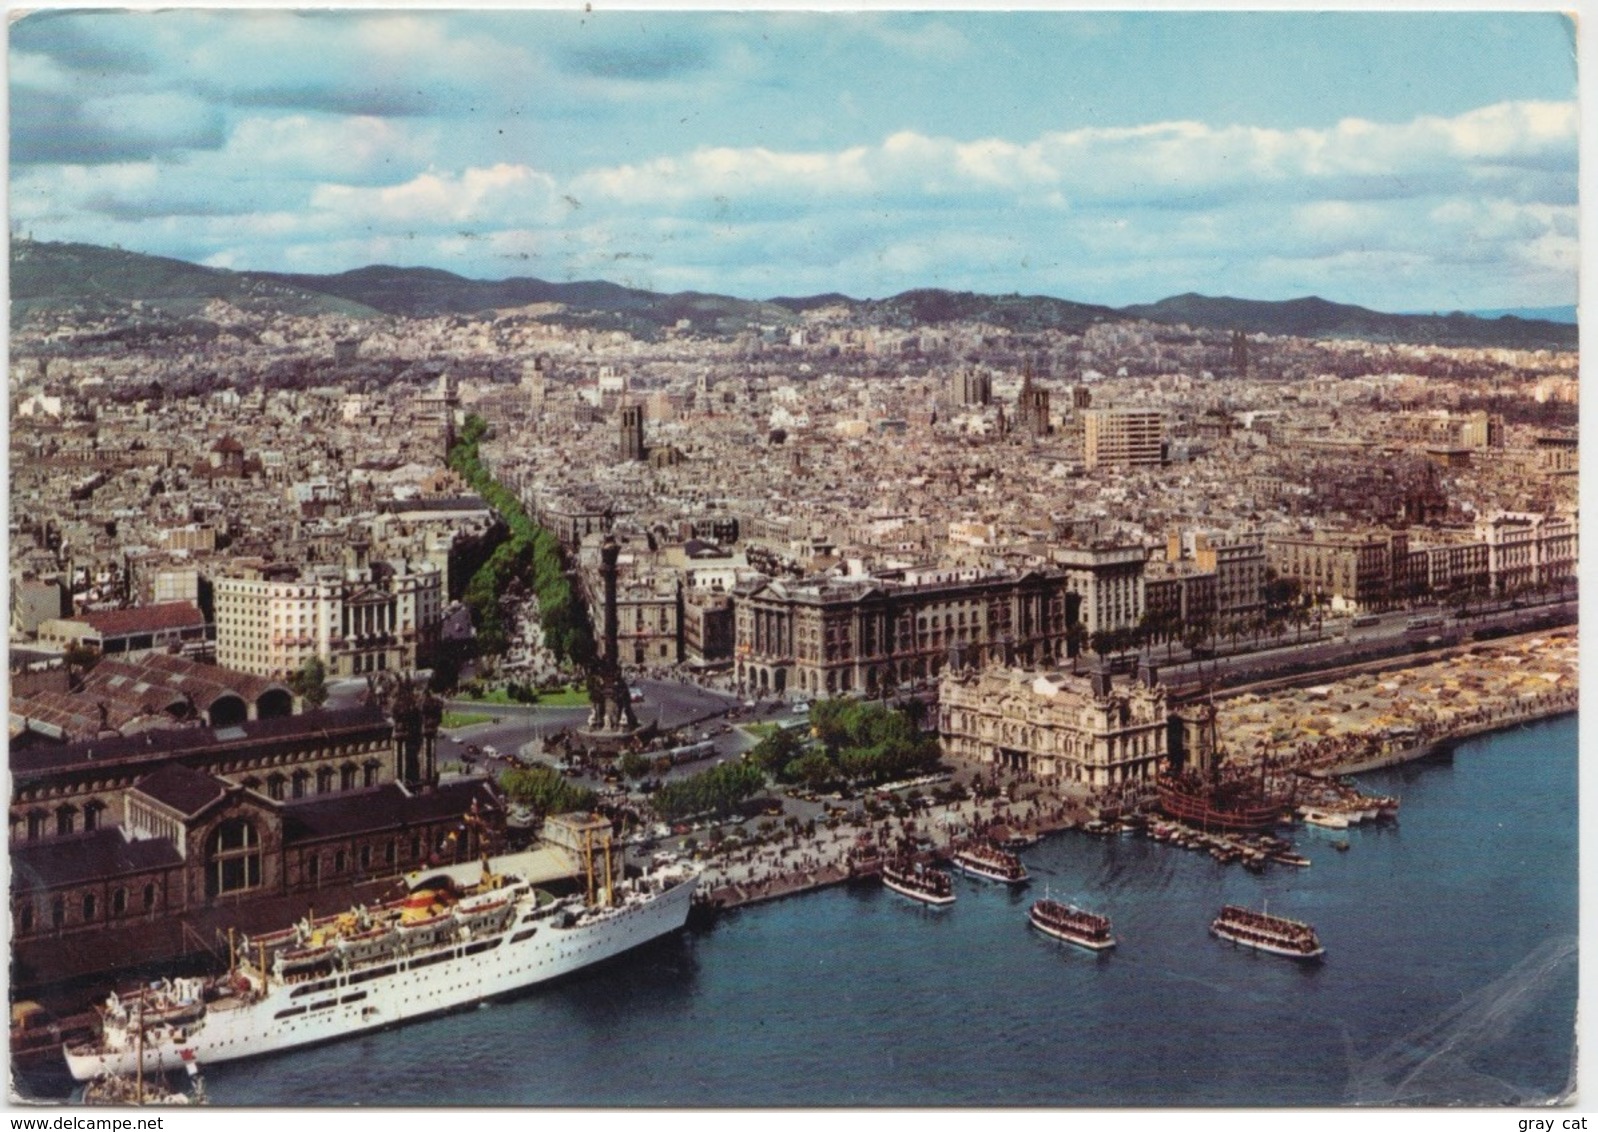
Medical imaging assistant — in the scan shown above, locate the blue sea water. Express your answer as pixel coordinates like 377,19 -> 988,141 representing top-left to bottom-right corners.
24,716 -> 1579,1107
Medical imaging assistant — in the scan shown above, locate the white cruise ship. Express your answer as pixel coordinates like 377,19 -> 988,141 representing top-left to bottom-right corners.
64,856 -> 696,1080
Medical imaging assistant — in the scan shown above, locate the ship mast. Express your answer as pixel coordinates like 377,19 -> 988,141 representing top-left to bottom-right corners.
582,827 -> 597,905
135,1002 -> 145,1103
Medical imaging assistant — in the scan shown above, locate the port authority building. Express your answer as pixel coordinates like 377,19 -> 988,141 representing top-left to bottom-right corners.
939,665 -> 1168,787
8,689 -> 504,992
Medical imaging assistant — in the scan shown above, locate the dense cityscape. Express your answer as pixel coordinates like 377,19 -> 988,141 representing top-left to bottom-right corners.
8,240 -> 1579,1101
7,8 -> 1579,1113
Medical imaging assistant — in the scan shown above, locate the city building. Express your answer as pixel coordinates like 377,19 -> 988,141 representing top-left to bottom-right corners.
1170,529 -> 1267,621
736,566 -> 1077,697
682,591 -> 735,665
1143,558 -> 1218,634
1386,409 -> 1504,450
949,367 -> 992,407
1404,533 -> 1490,601
1266,528 -> 1410,612
11,653 -> 291,744
11,577 -> 68,638
36,602 -> 208,661
213,546 -> 442,680
939,665 -> 1168,787
1014,367 -> 1051,436
1474,511 -> 1577,597
9,694 -> 506,991
1083,408 -> 1165,469
1051,544 -> 1148,636
620,404 -> 647,462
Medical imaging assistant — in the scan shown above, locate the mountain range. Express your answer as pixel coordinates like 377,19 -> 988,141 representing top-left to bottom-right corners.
10,240 -> 1577,352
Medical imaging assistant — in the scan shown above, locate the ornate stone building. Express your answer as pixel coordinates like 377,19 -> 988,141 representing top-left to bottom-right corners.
213,547 -> 442,680
9,679 -> 496,992
735,566 -> 1076,697
939,666 -> 1168,788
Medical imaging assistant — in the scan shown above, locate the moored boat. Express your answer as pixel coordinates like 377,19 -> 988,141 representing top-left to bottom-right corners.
881,859 -> 956,906
950,843 -> 1029,885
1028,899 -> 1115,951
1157,775 -> 1288,833
1301,807 -> 1350,830
1210,904 -> 1324,960
63,854 -> 697,1081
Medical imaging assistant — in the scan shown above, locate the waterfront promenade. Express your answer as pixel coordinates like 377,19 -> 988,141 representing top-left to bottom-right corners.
690,628 -> 1577,911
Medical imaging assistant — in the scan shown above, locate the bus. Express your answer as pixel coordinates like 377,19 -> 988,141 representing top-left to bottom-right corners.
666,740 -> 716,766
1404,615 -> 1443,632
1350,613 -> 1382,628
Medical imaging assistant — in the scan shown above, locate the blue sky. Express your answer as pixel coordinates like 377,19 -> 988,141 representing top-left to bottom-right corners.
9,9 -> 1579,311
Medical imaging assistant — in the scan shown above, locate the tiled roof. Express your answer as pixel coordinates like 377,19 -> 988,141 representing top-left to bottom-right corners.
10,703 -> 390,781
131,764 -> 229,818
11,829 -> 183,892
282,779 -> 502,844
76,602 -> 205,637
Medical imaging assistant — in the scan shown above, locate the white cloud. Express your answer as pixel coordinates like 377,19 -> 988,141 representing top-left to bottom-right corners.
309,164 -> 563,230
223,116 -> 440,184
14,94 -> 1577,312
570,101 -> 1575,215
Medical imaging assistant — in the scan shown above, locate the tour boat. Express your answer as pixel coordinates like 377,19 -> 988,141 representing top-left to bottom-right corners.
950,843 -> 1029,885
881,859 -> 956,906
1210,904 -> 1324,960
1028,899 -> 1116,951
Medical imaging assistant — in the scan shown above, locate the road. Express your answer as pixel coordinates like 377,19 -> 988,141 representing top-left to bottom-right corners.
1158,597 -> 1576,692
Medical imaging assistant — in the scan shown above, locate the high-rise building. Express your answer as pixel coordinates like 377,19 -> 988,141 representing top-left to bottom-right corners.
1083,409 -> 1164,469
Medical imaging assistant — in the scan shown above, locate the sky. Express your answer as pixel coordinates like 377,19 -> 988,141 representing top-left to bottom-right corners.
8,9 -> 1581,312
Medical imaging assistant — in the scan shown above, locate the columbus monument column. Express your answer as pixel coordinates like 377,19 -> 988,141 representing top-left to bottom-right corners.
583,535 -> 639,740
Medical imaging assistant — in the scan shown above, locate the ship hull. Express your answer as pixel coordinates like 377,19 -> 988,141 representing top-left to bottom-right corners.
1028,912 -> 1115,951
64,878 -> 695,1081
1210,920 -> 1324,961
950,855 -> 1029,886
881,873 -> 956,907
1157,785 -> 1284,833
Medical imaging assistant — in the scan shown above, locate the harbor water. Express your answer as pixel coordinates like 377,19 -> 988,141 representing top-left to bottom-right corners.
20,715 -> 1577,1107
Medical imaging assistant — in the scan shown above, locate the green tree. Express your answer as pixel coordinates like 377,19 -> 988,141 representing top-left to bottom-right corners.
499,765 -> 596,815
786,750 -> 836,791
651,760 -> 766,821
619,751 -> 650,780
288,655 -> 328,708
748,727 -> 803,775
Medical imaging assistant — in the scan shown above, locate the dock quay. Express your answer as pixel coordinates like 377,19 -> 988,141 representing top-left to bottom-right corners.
693,790 -> 1091,912
687,629 -> 1575,913
1213,628 -> 1577,778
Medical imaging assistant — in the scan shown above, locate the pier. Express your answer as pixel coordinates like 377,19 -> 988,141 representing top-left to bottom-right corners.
688,628 -> 1576,913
